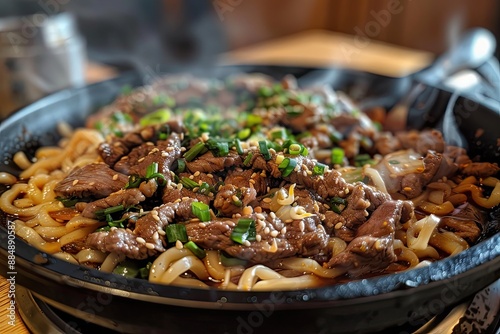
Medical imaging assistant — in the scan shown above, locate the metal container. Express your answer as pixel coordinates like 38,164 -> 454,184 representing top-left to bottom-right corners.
0,12 -> 85,119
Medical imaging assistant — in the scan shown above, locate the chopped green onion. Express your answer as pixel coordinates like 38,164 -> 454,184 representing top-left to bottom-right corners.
231,218 -> 256,244
257,86 -> 273,97
175,158 -> 186,173
330,196 -> 347,205
329,129 -> 343,143
330,203 -> 342,214
140,108 -> 171,127
259,140 -> 271,160
191,201 -> 211,222
184,241 -> 206,259
354,154 -> 373,167
270,128 -> 287,140
220,252 -> 247,267
331,147 -> 345,165
234,139 -> 244,155
56,196 -> 79,208
184,141 -> 206,162
139,262 -> 152,279
243,152 -> 253,166
238,128 -> 251,140
198,182 -> 211,195
313,163 -> 327,176
289,143 -> 302,155
180,177 -> 199,190
278,157 -> 297,177
125,175 -> 142,189
165,224 -> 188,243
95,204 -> 124,218
246,114 -> 262,127
146,162 -> 159,178
206,138 -> 229,157
113,259 -> 140,278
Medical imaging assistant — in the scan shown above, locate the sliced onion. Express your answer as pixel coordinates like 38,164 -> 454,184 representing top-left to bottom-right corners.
383,149 -> 424,176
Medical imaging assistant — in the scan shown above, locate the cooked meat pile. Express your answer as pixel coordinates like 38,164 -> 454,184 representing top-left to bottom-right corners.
54,74 -> 499,279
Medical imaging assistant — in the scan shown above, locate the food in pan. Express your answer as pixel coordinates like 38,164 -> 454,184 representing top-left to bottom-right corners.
1,73 -> 499,290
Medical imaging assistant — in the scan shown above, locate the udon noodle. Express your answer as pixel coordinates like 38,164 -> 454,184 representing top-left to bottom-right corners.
1,73 -> 499,291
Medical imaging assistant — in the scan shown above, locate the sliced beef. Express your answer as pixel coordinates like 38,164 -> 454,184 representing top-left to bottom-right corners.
114,132 -> 182,176
81,188 -> 146,218
326,200 -> 406,276
439,203 -> 485,244
460,162 -> 500,178
55,163 -> 128,199
396,129 -> 445,155
186,151 -> 243,174
86,199 -> 196,259
214,184 -> 257,216
99,126 -> 157,166
185,212 -> 329,263
162,187 -> 211,205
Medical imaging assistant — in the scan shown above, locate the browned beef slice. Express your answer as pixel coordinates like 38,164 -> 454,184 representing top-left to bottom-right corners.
162,187 -> 211,205
396,129 -> 445,154
326,200 -> 407,276
460,162 -> 500,178
114,132 -> 181,176
99,126 -> 157,166
186,151 -> 243,174
439,203 -> 485,244
81,188 -> 145,218
185,213 -> 329,263
86,199 -> 196,259
214,184 -> 257,216
55,163 -> 128,199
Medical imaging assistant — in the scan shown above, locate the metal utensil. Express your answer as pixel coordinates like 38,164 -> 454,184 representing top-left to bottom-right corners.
384,28 -> 497,132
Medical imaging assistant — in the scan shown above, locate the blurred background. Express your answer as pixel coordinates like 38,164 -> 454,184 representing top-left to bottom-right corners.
0,0 -> 499,117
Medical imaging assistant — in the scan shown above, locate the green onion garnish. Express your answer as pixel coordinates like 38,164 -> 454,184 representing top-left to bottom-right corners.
259,140 -> 271,160
354,154 -> 372,167
175,158 -> 186,173
234,139 -> 244,155
113,259 -> 140,278
220,252 -> 247,267
139,262 -> 152,279
140,108 -> 171,127
289,143 -> 302,155
313,163 -> 327,175
165,224 -> 188,243
191,201 -> 211,222
181,177 -> 200,190
184,141 -> 206,162
331,147 -> 345,165
243,152 -> 253,167
246,114 -> 262,127
270,128 -> 287,140
279,158 -> 297,177
231,218 -> 256,244
184,241 -> 206,259
257,86 -> 273,97
56,196 -> 79,208
238,128 -> 251,140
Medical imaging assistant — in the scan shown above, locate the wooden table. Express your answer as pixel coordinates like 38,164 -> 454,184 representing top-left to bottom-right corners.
0,30 -> 433,333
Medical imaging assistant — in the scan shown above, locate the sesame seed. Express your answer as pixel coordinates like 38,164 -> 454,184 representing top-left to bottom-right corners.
180,147 -> 186,152
262,198 -> 272,203
182,196 -> 190,201
158,229 -> 166,236
249,179 -> 256,184
72,179 -> 79,186
284,219 -> 293,223
89,182 -> 95,186
145,242 -> 155,250
270,212 -> 276,219
189,175 -> 194,179
335,222 -> 343,229
174,198 -> 181,203
243,240 -> 251,247
166,146 -> 174,152
136,237 -> 146,244
110,227 -> 117,231
299,221 -> 305,232
152,214 -> 160,221
232,195 -> 240,202
258,220 -> 266,228
198,222 -> 206,228
264,227 -> 270,234
194,171 -> 200,177
403,187 -> 412,192
176,240 -> 183,249
138,157 -> 145,163
270,230 -> 279,237
177,183 -> 183,190
280,227 -> 286,235
153,232 -> 159,241
256,213 -> 265,220
256,235 -> 262,242
207,174 -> 214,178
112,174 -> 118,180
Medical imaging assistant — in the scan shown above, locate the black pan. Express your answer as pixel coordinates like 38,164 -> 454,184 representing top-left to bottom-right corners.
1,66 -> 499,334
